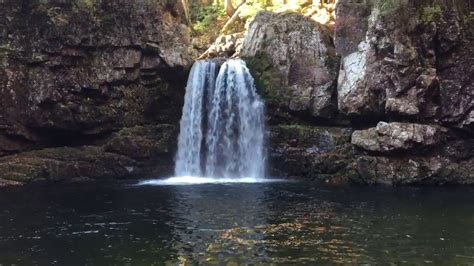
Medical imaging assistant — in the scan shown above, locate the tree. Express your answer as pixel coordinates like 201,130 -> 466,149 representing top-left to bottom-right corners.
181,0 -> 192,25
224,0 -> 236,17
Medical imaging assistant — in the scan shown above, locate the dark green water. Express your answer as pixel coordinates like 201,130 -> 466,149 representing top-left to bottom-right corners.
0,181 -> 473,265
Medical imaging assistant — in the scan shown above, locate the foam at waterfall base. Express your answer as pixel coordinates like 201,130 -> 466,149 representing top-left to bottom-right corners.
137,176 -> 287,186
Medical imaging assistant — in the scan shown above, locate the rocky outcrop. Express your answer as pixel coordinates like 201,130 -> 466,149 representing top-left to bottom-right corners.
0,146 -> 137,183
241,12 -> 340,124
332,0 -> 473,185
352,122 -> 447,153
241,1 -> 473,185
0,124 -> 177,183
204,33 -> 245,59
335,0 -> 473,130
0,0 -> 191,184
353,122 -> 472,185
357,154 -> 474,186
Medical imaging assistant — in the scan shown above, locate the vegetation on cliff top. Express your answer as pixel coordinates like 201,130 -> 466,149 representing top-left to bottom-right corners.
187,0 -> 337,58
189,0 -> 337,34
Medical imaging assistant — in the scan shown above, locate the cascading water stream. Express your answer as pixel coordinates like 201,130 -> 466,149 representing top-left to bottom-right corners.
174,61 -> 217,176
174,59 -> 266,179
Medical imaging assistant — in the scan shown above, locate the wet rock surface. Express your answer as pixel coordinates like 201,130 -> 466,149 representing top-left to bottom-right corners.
0,124 -> 177,185
357,153 -> 474,186
269,125 -> 357,184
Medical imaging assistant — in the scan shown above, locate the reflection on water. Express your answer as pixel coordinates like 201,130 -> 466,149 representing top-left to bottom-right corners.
0,182 -> 473,264
166,182 -> 270,264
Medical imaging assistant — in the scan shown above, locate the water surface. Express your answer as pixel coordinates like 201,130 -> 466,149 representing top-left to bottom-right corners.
0,181 -> 473,264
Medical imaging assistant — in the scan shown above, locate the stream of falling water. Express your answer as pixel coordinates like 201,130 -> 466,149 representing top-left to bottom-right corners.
174,59 -> 266,181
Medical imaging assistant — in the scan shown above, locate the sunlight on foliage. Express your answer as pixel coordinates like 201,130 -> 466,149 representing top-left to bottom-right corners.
240,0 -> 337,26
192,0 -> 337,36
192,3 -> 226,34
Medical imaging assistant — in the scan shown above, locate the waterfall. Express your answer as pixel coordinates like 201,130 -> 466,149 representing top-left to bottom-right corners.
174,61 -> 217,176
175,59 -> 265,179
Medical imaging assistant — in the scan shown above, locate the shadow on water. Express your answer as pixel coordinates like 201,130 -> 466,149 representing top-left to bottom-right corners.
0,181 -> 473,264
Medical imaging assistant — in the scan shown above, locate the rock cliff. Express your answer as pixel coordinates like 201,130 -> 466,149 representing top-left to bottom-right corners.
0,0 -> 191,185
1,0 -> 473,186
241,0 -> 473,185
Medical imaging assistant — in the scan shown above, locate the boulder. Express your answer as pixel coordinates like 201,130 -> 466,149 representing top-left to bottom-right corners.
206,33 -> 245,58
241,11 -> 340,122
352,122 -> 447,153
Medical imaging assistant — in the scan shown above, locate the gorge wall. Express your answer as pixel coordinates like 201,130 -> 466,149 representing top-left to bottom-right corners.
240,0 -> 473,185
0,0 -> 192,185
0,0 -> 472,186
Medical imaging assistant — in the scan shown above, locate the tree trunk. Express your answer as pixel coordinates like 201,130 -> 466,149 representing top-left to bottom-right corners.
224,0 -> 236,17
181,0 -> 192,25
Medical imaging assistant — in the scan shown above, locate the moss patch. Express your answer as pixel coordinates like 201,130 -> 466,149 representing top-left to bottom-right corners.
243,54 -> 282,104
376,0 -> 407,16
420,5 -> 443,24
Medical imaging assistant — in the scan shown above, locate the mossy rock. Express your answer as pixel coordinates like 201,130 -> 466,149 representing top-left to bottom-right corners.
103,124 -> 177,159
243,54 -> 284,105
0,146 -> 137,183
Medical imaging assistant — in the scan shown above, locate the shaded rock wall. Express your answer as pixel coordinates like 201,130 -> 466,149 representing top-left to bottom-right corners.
269,125 -> 356,184
0,0 -> 192,185
242,1 -> 473,185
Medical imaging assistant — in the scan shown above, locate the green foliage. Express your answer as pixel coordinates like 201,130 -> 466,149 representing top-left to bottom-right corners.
420,5 -> 443,24
239,0 -> 266,21
192,3 -> 226,34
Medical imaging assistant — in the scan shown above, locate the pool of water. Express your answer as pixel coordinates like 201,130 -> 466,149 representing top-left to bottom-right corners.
0,181 -> 473,264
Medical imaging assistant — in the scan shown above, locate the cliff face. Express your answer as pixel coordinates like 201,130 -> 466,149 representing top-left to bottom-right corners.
337,0 -> 474,185
242,0 -> 473,185
0,0 -> 192,185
